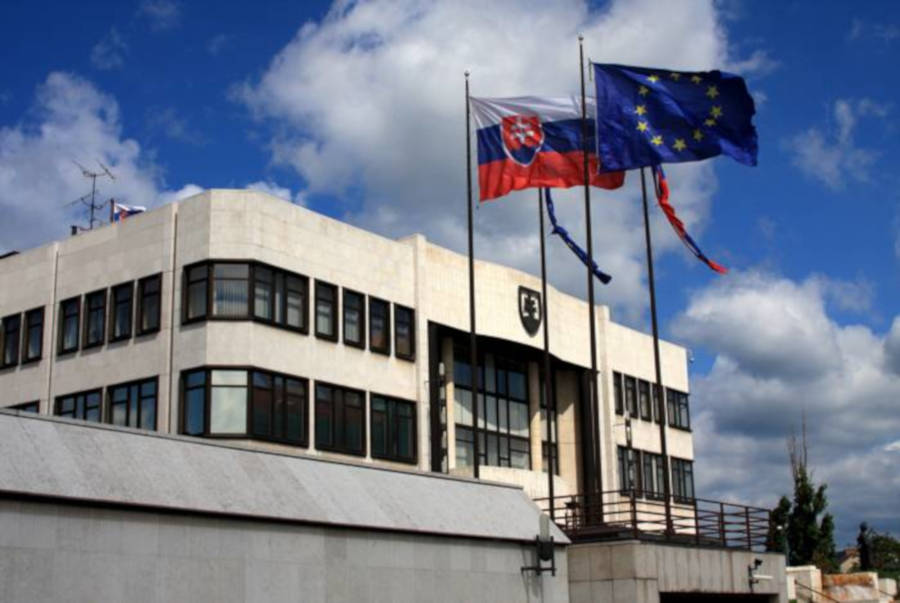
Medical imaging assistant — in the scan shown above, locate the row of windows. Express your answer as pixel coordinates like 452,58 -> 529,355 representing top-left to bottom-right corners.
617,445 -> 695,503
182,261 -> 416,360
613,371 -> 691,430
181,367 -> 416,464
53,377 -> 158,431
58,274 -> 162,356
1,308 -> 44,368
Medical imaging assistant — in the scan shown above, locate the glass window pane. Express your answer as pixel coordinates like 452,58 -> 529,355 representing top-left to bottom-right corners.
215,264 -> 249,279
508,371 -> 526,400
455,427 -> 473,467
111,400 -> 127,426
210,387 -> 247,434
184,385 -> 205,435
254,267 -> 273,319
509,400 -> 529,438
454,388 -> 472,426
485,395 -> 498,431
212,370 -> 247,386
140,395 -> 156,430
188,282 -> 207,319
213,277 -> 249,317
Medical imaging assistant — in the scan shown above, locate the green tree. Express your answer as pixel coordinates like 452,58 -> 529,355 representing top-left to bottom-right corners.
870,531 -> 900,581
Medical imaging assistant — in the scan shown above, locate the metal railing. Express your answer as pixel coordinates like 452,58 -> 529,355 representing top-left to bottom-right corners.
534,490 -> 770,551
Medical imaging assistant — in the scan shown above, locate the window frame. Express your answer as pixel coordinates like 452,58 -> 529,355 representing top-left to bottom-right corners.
638,379 -> 652,421
107,376 -> 158,431
370,393 -> 417,464
368,296 -> 391,356
623,375 -> 637,418
22,307 -> 44,363
617,445 -> 641,494
671,457 -> 695,503
10,401 -> 39,413
54,388 -> 103,423
57,296 -> 81,355
136,273 -> 163,336
613,371 -> 623,415
393,304 -> 415,361
666,388 -> 691,431
342,289 -> 366,349
82,288 -> 107,349
1,313 -> 21,368
314,280 -> 339,341
109,281 -> 134,342
314,380 -> 366,456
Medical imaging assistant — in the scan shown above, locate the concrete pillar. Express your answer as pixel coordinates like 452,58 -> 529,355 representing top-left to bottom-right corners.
556,370 -> 581,494
442,337 -> 455,470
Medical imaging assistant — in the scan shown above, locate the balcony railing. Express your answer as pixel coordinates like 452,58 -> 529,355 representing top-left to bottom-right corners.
534,490 -> 771,551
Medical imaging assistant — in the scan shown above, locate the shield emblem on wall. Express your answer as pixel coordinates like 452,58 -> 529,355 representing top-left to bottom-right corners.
501,115 -> 544,166
518,286 -> 542,337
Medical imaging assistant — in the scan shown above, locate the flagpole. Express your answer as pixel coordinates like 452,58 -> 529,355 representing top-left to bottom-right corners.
538,188 -> 555,519
465,70 -> 481,480
639,167 -> 673,534
579,35 -> 603,511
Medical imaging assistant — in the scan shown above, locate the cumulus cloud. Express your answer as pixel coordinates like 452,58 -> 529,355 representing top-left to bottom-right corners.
0,72 -> 183,253
674,271 -> 900,540
784,98 -> 888,190
138,0 -> 181,31
246,180 -> 306,205
90,27 -> 128,70
233,0 -> 756,321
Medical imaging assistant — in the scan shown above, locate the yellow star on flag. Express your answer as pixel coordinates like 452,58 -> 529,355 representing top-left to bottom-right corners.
673,138 -> 687,151
651,135 -> 663,146
706,85 -> 719,99
704,118 -> 716,127
710,105 -> 723,118
693,129 -> 704,141
648,74 -> 659,83
636,121 -> 649,132
638,85 -> 649,96
670,72 -> 681,81
691,75 -> 702,84
635,105 -> 647,116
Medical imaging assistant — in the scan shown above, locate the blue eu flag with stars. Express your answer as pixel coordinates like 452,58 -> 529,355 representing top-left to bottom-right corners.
592,63 -> 758,172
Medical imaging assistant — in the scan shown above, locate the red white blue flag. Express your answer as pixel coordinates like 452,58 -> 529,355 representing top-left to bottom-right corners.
112,202 -> 147,222
470,96 -> 624,202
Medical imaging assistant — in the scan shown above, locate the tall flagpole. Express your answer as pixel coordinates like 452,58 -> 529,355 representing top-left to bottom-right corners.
539,188 -> 555,518
579,35 -> 603,508
639,167 -> 673,534
465,71 -> 481,479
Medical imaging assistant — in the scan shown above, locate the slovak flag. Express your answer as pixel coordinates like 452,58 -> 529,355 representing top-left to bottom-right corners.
469,96 -> 624,202
112,202 -> 146,222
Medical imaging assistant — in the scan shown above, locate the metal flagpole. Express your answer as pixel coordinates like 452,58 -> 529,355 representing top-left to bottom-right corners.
578,35 -> 603,510
539,188 -> 555,519
465,71 -> 481,479
639,167 -> 673,534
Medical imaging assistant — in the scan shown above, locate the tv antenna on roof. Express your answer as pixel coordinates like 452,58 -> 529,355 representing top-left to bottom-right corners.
67,160 -> 115,232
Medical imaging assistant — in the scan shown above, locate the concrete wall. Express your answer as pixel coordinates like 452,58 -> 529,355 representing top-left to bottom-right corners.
568,541 -> 787,603
0,498 -> 569,603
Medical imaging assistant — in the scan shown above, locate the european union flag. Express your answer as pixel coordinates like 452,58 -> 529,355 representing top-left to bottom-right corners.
592,63 -> 758,171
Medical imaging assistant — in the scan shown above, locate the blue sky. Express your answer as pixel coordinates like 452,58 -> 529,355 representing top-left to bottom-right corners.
1,0 -> 898,546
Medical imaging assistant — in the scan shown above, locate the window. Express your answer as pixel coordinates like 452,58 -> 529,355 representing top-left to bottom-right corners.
638,380 -> 652,421
653,384 -> 663,424
83,289 -> 107,348
540,379 -> 558,475
343,290 -> 365,348
109,282 -> 133,341
58,297 -> 80,354
137,274 -> 162,334
453,349 -> 531,470
283,274 -> 307,331
184,265 -> 208,321
617,446 -> 640,493
108,378 -> 157,430
394,305 -> 415,360
315,382 -> 365,455
671,458 -> 695,503
624,375 -> 637,418
613,371 -> 623,415
22,308 -> 44,362
641,451 -> 666,500
369,297 -> 390,355
253,266 -> 274,321
180,367 -> 308,445
667,388 -> 691,430
55,389 -> 102,422
213,263 -> 249,317
10,401 -> 39,413
2,314 -> 21,367
315,281 -> 338,340
371,395 -> 416,463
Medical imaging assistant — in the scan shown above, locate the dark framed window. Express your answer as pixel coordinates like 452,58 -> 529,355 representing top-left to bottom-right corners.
671,457 -> 695,503
109,282 -> 134,342
23,307 -> 44,363
55,389 -> 102,422
180,367 -> 308,446
617,446 -> 640,493
394,305 -> 415,361
667,388 -> 691,430
10,401 -> 39,413
184,264 -> 209,322
369,297 -> 390,355
540,375 -> 558,475
83,289 -> 107,348
638,380 -> 652,421
613,371 -> 623,415
2,314 -> 21,368
315,281 -> 338,341
253,266 -> 274,321
342,289 -> 365,348
370,395 -> 416,463
653,384 -> 663,424
213,263 -> 249,317
453,349 -> 531,470
315,382 -> 365,456
58,297 -> 80,354
624,375 -> 637,418
641,451 -> 666,500
137,273 -> 162,334
108,377 -> 157,430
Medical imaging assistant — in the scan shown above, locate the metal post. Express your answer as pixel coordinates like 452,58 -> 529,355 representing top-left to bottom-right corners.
464,71 -> 480,479
539,189 -> 555,518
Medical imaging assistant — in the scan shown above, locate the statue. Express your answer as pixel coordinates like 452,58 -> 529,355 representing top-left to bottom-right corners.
857,522 -> 871,571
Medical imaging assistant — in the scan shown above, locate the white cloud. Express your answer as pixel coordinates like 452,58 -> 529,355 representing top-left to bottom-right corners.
138,0 -> 181,31
90,27 -> 127,70
145,106 -> 204,145
0,72 -> 183,253
674,270 -> 900,539
246,180 -> 306,205
784,98 -> 886,190
234,0 -> 755,322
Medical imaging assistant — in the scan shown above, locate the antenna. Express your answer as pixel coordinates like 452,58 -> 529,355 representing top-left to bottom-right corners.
68,159 -> 114,231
